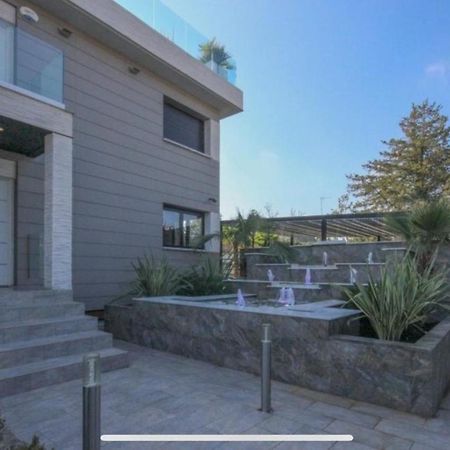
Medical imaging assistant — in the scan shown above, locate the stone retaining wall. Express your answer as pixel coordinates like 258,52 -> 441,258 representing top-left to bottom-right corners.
105,297 -> 450,417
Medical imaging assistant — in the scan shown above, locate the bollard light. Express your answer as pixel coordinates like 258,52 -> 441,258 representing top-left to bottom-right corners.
260,323 -> 273,413
83,353 -> 101,450
83,353 -> 101,387
262,323 -> 271,341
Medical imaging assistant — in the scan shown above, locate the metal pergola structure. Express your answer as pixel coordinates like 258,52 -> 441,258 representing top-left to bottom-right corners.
221,211 -> 404,243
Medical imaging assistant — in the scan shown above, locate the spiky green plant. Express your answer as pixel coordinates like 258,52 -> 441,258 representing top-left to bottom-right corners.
266,240 -> 298,263
180,257 -> 231,296
199,38 -> 235,69
385,199 -> 450,270
126,255 -> 187,297
345,255 -> 449,341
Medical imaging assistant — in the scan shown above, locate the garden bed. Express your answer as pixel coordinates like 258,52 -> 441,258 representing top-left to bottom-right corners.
105,296 -> 450,417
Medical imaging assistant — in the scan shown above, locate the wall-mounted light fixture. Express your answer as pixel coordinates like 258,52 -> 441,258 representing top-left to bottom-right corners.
0,127 -> 4,133
19,6 -> 39,23
58,27 -> 72,38
128,66 -> 140,75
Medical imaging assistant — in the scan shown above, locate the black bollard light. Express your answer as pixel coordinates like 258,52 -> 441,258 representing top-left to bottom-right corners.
83,353 -> 101,450
260,323 -> 273,413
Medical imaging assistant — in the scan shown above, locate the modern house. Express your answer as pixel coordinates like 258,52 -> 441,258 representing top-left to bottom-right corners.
0,0 -> 243,307
0,0 -> 243,394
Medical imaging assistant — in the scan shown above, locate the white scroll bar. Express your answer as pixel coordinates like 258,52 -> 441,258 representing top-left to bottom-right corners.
102,434 -> 354,442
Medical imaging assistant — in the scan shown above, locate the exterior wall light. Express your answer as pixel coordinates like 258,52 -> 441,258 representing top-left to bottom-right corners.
58,27 -> 72,38
128,66 -> 140,75
19,6 -> 39,23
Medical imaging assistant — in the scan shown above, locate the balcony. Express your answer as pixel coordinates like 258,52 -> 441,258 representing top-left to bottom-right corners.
0,19 -> 63,105
115,0 -> 237,85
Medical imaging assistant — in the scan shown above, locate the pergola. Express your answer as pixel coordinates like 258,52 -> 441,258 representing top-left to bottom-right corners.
221,211 -> 404,243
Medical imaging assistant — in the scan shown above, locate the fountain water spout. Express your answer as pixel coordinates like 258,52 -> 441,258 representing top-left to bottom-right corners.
267,269 -> 275,282
287,287 -> 295,306
305,268 -> 312,285
236,289 -> 246,308
278,287 -> 287,303
350,267 -> 358,284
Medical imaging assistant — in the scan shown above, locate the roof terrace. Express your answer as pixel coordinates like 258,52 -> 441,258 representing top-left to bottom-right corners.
115,0 -> 237,85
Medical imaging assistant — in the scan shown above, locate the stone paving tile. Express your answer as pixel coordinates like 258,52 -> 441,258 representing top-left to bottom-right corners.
2,340 -> 450,450
325,420 -> 413,450
423,409 -> 450,435
375,419 -> 450,448
331,442 -> 376,450
259,412 -> 333,434
215,443 -> 277,450
271,391 -> 314,420
349,402 -> 426,426
309,402 -> 380,429
275,442 -> 333,450
207,407 -> 271,434
290,387 -> 355,409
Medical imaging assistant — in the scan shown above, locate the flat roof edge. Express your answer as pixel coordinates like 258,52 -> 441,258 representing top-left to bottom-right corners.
30,0 -> 243,118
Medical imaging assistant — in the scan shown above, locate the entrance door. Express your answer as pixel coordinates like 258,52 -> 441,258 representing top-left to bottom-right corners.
0,163 -> 15,286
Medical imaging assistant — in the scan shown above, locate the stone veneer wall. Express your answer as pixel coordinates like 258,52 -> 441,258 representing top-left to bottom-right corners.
105,298 -> 450,417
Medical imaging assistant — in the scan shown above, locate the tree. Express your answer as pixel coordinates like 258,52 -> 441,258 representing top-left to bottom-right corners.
222,209 -> 262,275
342,100 -> 450,212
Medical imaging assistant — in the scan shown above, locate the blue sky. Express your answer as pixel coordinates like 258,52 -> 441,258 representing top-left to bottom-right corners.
117,0 -> 450,219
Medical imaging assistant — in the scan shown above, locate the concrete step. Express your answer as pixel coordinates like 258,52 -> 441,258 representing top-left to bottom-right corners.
0,331 -> 113,369
0,302 -> 85,324
249,263 -> 384,284
227,279 -> 350,301
287,299 -> 345,311
0,347 -> 129,398
0,316 -> 98,344
0,289 -> 73,305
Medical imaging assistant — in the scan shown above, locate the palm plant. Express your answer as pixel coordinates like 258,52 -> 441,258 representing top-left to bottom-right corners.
222,209 -> 262,275
385,199 -> 450,271
180,257 -> 231,296
199,38 -> 235,69
345,255 -> 449,341
125,255 -> 187,298
266,240 -> 298,263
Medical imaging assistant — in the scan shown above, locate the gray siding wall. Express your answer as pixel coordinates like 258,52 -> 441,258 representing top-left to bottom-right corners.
12,1 -> 221,310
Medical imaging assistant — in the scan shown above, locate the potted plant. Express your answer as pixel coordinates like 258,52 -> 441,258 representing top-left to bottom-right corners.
199,38 -> 235,78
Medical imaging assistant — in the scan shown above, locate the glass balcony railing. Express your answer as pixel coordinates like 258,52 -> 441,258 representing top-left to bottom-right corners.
115,0 -> 237,85
0,18 -> 63,104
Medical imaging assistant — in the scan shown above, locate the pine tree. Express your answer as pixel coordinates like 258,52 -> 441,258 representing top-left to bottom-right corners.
343,100 -> 450,212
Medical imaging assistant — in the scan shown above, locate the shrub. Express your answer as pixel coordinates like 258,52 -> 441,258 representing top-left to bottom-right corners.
180,257 -> 231,296
345,255 -> 449,341
126,255 -> 187,297
16,435 -> 52,450
386,199 -> 450,271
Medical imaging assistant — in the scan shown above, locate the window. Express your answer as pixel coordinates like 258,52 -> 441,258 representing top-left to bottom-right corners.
163,100 -> 205,153
163,206 -> 204,248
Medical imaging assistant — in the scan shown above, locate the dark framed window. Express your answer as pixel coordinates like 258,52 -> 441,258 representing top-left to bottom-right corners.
163,99 -> 205,153
163,206 -> 205,248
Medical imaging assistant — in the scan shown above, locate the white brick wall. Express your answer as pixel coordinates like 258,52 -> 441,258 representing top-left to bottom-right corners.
205,212 -> 220,253
44,133 -> 73,289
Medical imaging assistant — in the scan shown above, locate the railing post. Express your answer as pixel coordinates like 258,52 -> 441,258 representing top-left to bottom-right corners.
260,323 -> 272,413
321,218 -> 328,241
83,353 -> 101,450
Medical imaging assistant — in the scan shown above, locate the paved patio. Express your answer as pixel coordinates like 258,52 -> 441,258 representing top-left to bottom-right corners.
1,340 -> 450,450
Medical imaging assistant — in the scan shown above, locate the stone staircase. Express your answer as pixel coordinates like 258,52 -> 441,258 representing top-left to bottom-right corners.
0,289 -> 129,397
228,242 -> 407,303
